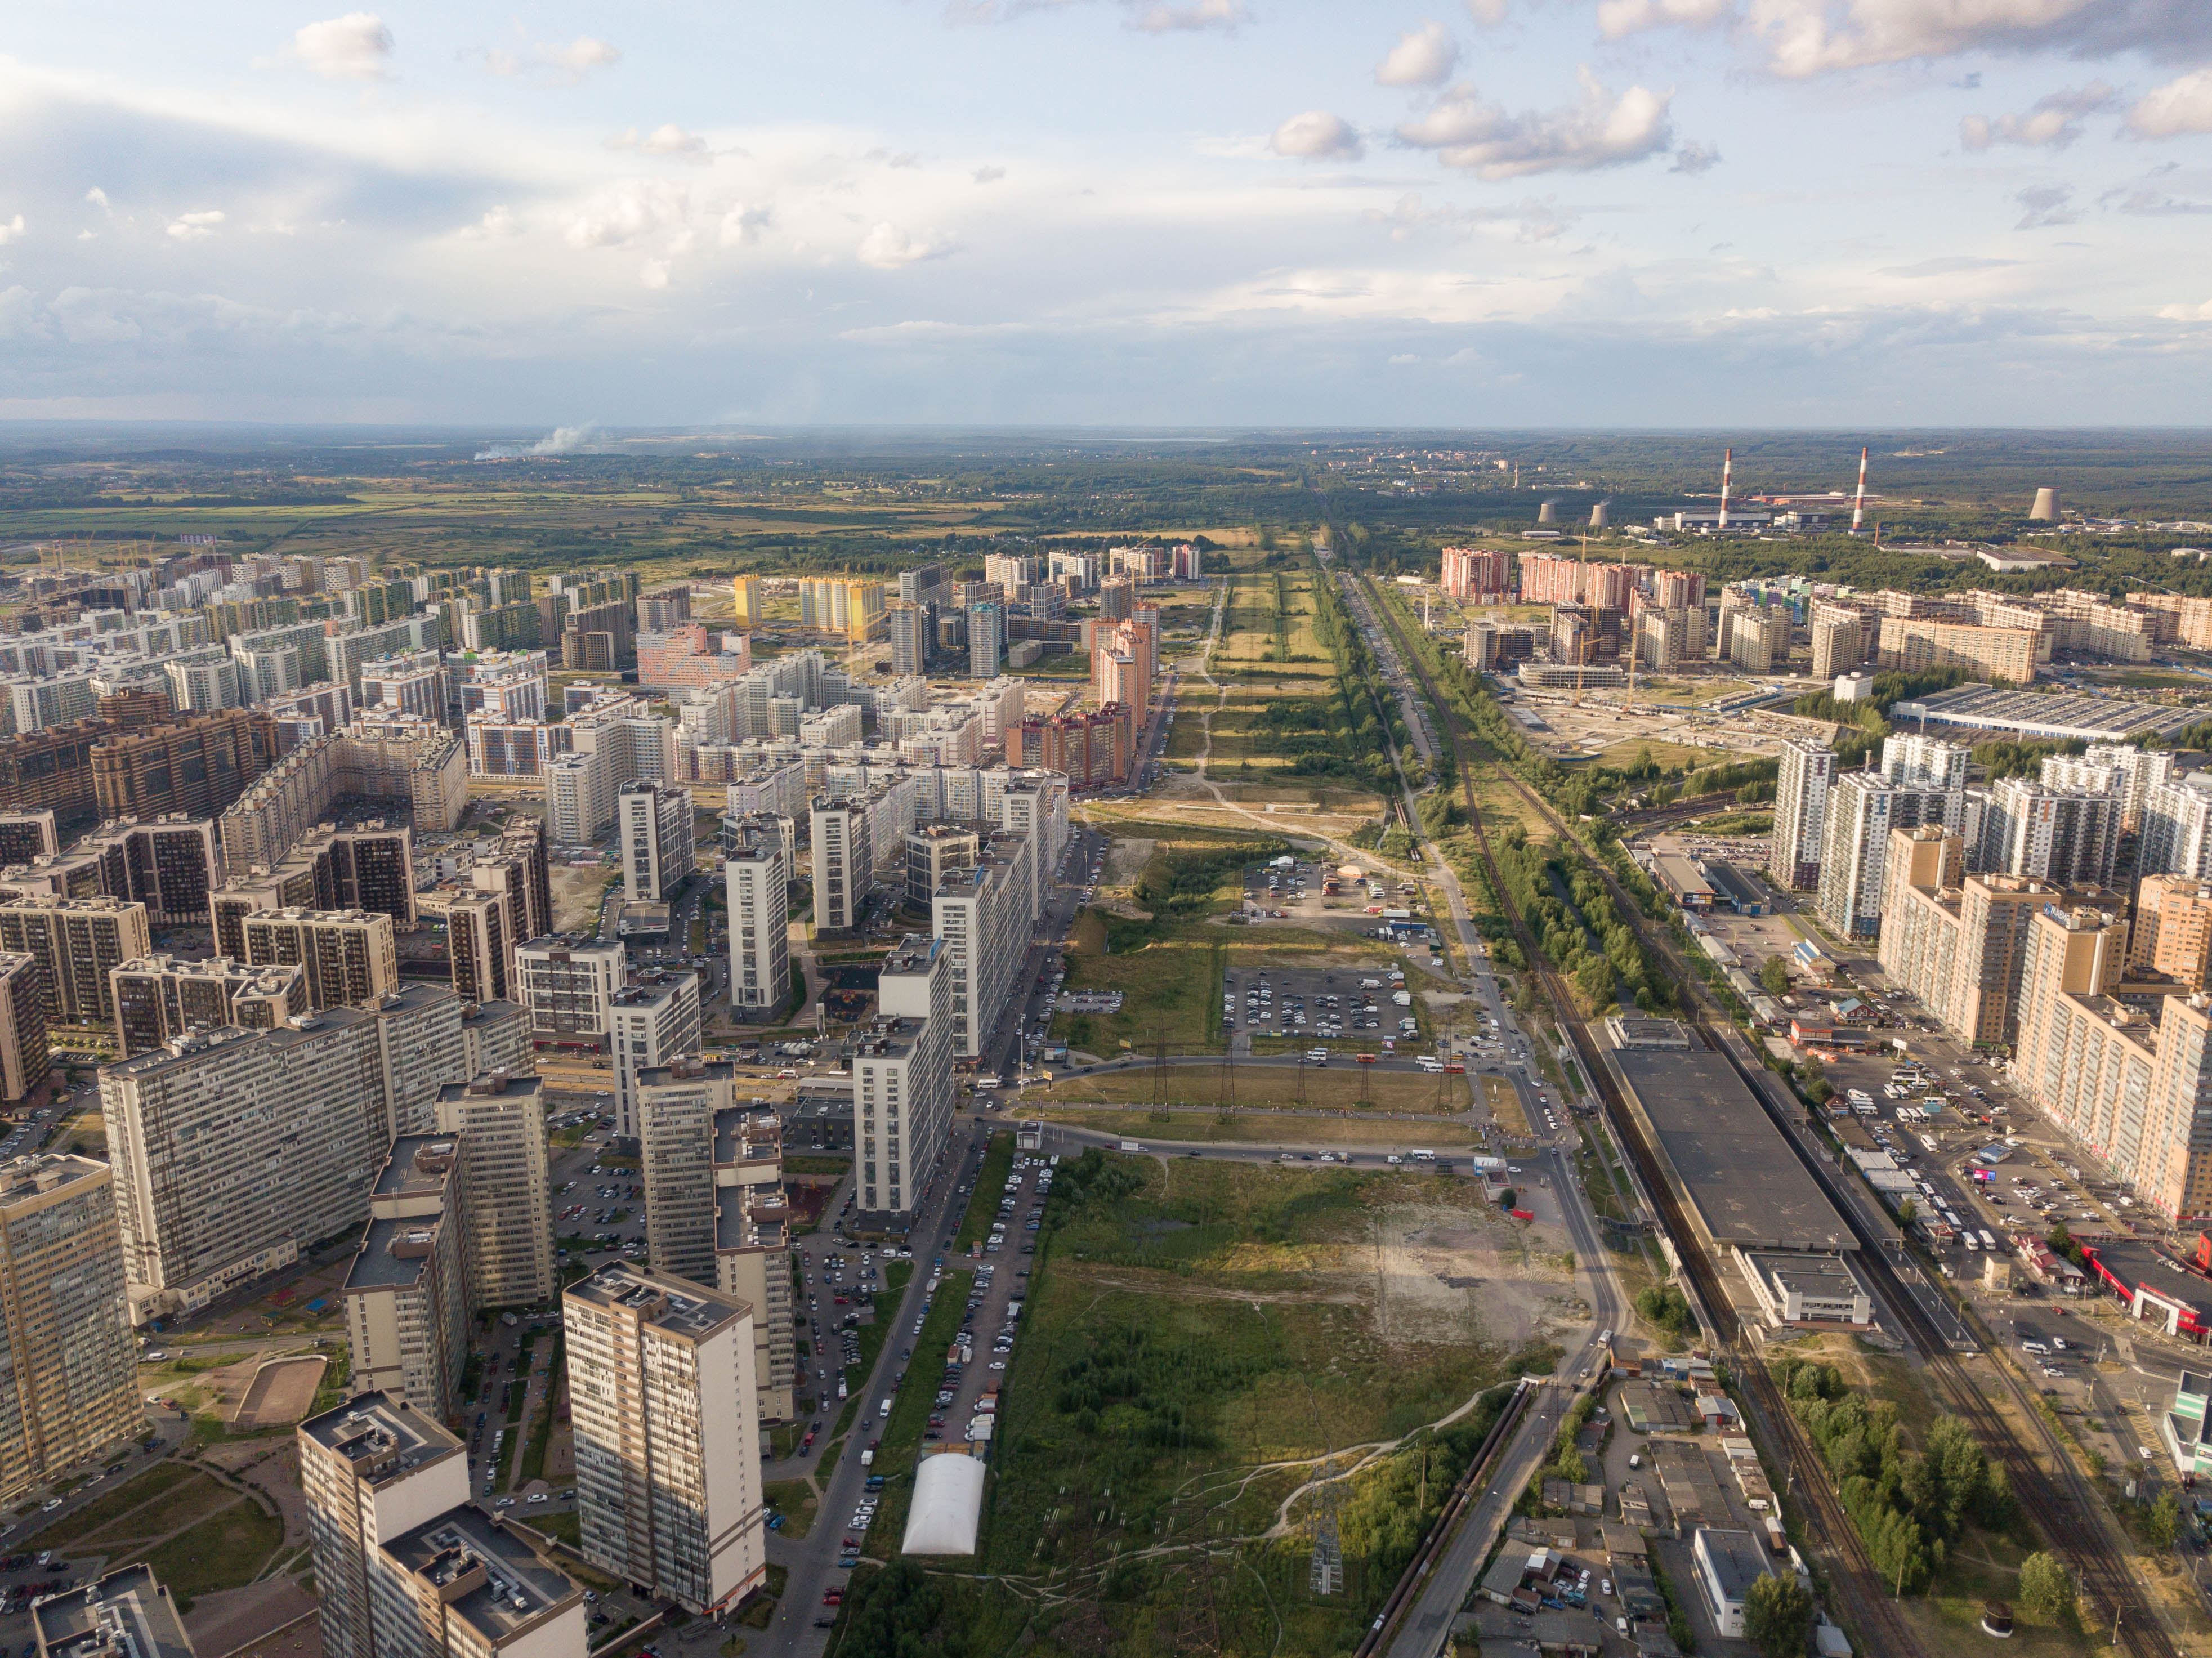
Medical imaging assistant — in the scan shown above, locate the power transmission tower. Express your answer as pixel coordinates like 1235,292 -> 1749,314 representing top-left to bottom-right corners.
1310,1477 -> 1346,1597
1150,1026 -> 1171,1121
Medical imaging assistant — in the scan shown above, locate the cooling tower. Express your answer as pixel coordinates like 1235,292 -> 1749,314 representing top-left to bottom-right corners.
2030,487 -> 2059,521
1589,502 -> 1610,529
1538,499 -> 1558,525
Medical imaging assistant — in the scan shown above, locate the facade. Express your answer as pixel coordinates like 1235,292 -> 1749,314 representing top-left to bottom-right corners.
543,752 -> 612,847
905,824 -> 978,910
2134,876 -> 2212,989
634,1062 -> 795,1420
864,936 -> 955,1215
1877,829 -> 2064,1048
2013,904 -> 2212,1219
90,709 -> 279,823
102,990 -> 473,1322
446,893 -> 514,1007
723,819 -> 789,1013
0,895 -> 151,1025
0,1156 -> 141,1507
1817,770 -> 1965,940
1439,546 -> 1509,601
1691,1528 -> 1769,1640
608,969 -> 701,1140
110,954 -> 307,1057
810,796 -> 872,932
2142,773 -> 2212,883
1876,616 -> 2040,684
343,1134 -> 468,1415
968,602 -> 1004,679
239,908 -> 399,1011
459,1000 -> 531,1082
0,954 -> 46,1103
564,1265 -> 767,1614
515,935 -> 625,1052
618,781 -> 695,903
1974,777 -> 2120,888
1769,738 -> 1836,892
434,1073 -> 555,1310
1634,605 -> 1709,673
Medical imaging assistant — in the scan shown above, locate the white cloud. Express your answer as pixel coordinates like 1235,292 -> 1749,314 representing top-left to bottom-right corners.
2130,69 -> 2212,138
1960,82 -> 2114,149
1270,110 -> 1363,160
717,203 -> 771,247
279,12 -> 393,81
1396,70 -> 1673,180
1879,254 -> 2021,277
84,187 -> 110,213
1465,0 -> 1509,23
562,181 -> 689,250
1377,22 -> 1459,88
1129,0 -> 1244,28
857,222 -> 956,269
607,123 -> 707,159
2157,296 -> 2212,321
1597,0 -> 1731,41
1360,190 -> 1575,242
973,165 -> 1006,184
1671,140 -> 1721,173
485,34 -> 621,84
2013,184 -> 2077,227
459,205 -> 519,239
165,210 -> 225,241
639,259 -> 671,289
0,216 -> 23,247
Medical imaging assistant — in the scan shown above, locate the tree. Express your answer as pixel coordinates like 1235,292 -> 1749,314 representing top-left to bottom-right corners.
2147,1487 -> 2182,1549
1743,1572 -> 1814,1658
2016,1551 -> 2074,1622
1760,954 -> 1791,998
1897,1197 -> 1918,1226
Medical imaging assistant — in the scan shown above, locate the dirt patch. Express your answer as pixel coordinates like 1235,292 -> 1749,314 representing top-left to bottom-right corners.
230,1358 -> 327,1431
1103,838 -> 1156,886
184,1579 -> 316,1657
1351,1203 -> 1579,1349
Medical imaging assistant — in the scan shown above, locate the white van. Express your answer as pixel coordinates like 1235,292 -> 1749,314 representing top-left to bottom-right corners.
1409,1149 -> 1436,1162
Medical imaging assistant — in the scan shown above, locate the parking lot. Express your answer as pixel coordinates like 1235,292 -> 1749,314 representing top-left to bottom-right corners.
1222,963 -> 1423,1051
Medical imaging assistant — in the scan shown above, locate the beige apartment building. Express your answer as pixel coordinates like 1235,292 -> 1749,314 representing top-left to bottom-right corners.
564,1264 -> 766,1614
2131,875 -> 2212,989
0,953 -> 47,1104
0,1155 -> 141,1507
636,1060 -> 796,1421
239,908 -> 397,1011
343,1135 -> 468,1416
1875,616 -> 2040,685
434,1073 -> 554,1311
0,895 -> 151,1026
1876,827 -> 2072,1049
2013,904 -> 2212,1220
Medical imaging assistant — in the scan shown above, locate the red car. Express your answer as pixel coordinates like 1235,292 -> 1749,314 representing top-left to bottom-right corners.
823,1590 -> 843,1606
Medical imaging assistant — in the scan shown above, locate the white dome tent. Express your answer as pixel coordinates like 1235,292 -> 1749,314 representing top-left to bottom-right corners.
900,1451 -> 986,1556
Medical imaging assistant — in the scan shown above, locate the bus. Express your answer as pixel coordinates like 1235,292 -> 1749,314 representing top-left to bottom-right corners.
1961,1233 -> 1981,1252
1979,1229 -> 1999,1253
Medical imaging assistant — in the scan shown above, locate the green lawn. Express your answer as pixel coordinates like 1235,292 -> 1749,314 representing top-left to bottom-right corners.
142,1497 -> 284,1603
42,1463 -> 196,1549
862,1266 -> 978,1558
954,1132 -> 1016,1252
762,1478 -> 819,1540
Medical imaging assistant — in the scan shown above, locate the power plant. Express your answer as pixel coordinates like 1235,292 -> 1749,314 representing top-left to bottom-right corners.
1589,501 -> 1610,529
2031,486 -> 2059,521
1537,499 -> 1558,525
1851,446 -> 1869,534
1717,446 -> 1733,530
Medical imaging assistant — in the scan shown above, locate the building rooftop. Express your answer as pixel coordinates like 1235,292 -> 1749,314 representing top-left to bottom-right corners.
300,1391 -> 462,1474
1893,683 -> 2196,741
850,1017 -> 926,1061
1704,861 -> 1766,909
372,1134 -> 459,1198
610,968 -> 699,1011
879,935 -> 941,978
435,1071 -> 542,1107
345,1214 -> 446,1292
712,1103 -> 781,1168
1695,1527 -> 1770,1603
565,1262 -> 749,1340
0,1153 -> 108,1209
381,1505 -> 580,1643
1742,1249 -> 1868,1300
1614,1047 -> 1854,1252
32,1565 -> 196,1658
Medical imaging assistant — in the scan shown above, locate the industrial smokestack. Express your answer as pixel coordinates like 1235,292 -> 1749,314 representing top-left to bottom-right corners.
1851,446 -> 1869,534
2030,486 -> 2059,522
1538,499 -> 1558,525
1589,502 -> 1610,529
1718,447 -> 1733,531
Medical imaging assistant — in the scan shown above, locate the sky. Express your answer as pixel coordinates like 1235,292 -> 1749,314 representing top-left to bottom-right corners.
3,1 -> 2212,429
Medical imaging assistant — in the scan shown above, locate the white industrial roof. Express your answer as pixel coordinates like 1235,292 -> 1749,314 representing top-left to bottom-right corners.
900,1453 -> 985,1556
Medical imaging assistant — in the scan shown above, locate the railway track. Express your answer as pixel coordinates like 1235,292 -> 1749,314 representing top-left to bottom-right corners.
1351,573 -> 2180,1658
1343,573 -> 1931,1657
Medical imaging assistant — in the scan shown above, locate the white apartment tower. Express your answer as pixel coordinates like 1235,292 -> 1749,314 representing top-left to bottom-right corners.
1975,776 -> 2120,888
1881,731 -> 1972,791
723,819 -> 789,1012
564,1264 -> 767,1614
619,781 -> 695,903
342,1135 -> 468,1417
607,969 -> 701,1139
864,935 -> 955,1214
1769,739 -> 1836,892
810,796 -> 872,933
513,935 -> 625,1050
1817,770 -> 1966,940
931,830 -> 1035,1058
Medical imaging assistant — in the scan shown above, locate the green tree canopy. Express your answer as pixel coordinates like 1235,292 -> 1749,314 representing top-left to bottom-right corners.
1744,1572 -> 1815,1658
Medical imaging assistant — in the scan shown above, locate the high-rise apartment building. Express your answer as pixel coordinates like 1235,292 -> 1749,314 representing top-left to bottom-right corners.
905,824 -> 978,909
635,1062 -> 794,1420
1880,731 -> 1972,791
564,1264 -> 767,1614
434,1072 -> 554,1310
1817,770 -> 1965,940
968,602 -> 1004,679
863,935 -> 954,1215
90,709 -> 279,823
0,895 -> 151,1026
446,893 -> 513,1006
301,1394 -> 588,1658
1809,602 -> 1875,682
2142,772 -> 2212,883
110,954 -> 307,1057
608,969 -> 700,1140
343,1134 -> 468,1415
32,1564 -> 197,1658
2013,903 -> 2212,1219
930,831 -> 1035,1057
103,989 -> 473,1321
1439,546 -> 1509,601
887,601 -> 929,678
2133,876 -> 2212,989
0,811 -> 58,868
1876,828 -> 2067,1048
810,796 -> 872,933
240,908 -> 398,1011
618,782 -> 695,903
1634,606 -> 1709,673
515,935 -> 625,1053
730,575 -> 761,628
0,1155 -> 141,1507
1973,777 -> 2120,888
459,999 -> 530,1080
723,818 -> 789,1012
1769,739 -> 1836,892
1875,616 -> 2040,684
0,954 -> 46,1105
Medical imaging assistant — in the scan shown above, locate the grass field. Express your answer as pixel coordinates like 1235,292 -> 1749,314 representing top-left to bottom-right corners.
879,1152 -> 1541,1655
1032,1107 -> 1482,1147
955,1132 -> 1016,1251
1481,1074 -> 1531,1134
1036,1064 -> 1469,1114
142,1495 -> 285,1603
1053,923 -> 1224,1054
762,1478 -> 819,1540
43,1463 -> 196,1549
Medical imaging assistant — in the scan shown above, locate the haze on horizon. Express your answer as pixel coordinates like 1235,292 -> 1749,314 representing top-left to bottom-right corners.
3,0 -> 2211,429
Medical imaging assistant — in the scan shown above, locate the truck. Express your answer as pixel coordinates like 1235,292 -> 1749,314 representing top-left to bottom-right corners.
860,1449 -> 874,1467
1118,1139 -> 1144,1153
